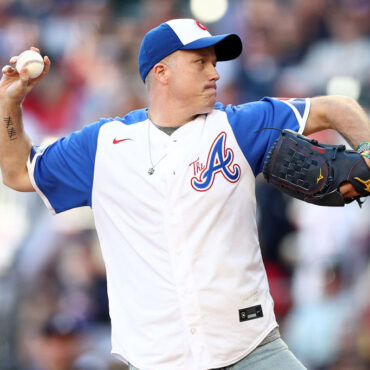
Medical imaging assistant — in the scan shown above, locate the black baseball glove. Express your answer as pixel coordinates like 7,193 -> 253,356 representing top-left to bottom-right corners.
263,129 -> 370,206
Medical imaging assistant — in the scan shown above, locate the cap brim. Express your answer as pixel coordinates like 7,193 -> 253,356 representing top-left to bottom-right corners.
180,34 -> 242,61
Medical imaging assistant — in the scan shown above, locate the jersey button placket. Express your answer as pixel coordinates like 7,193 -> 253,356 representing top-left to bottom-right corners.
164,127 -> 208,364
170,137 -> 178,176
165,209 -> 205,360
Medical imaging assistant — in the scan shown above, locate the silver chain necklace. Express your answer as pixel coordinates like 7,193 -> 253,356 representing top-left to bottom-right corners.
146,114 -> 207,175
147,120 -> 168,175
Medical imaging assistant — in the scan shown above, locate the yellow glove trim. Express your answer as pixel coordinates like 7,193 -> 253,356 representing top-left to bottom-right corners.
354,177 -> 370,193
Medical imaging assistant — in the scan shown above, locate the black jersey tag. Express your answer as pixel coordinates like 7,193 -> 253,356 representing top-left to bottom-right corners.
239,304 -> 263,322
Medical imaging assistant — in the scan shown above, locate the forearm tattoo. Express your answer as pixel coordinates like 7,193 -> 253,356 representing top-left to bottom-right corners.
3,116 -> 17,140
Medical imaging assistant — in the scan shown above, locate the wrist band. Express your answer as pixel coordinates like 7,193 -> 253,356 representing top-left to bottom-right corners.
356,141 -> 370,153
361,152 -> 370,160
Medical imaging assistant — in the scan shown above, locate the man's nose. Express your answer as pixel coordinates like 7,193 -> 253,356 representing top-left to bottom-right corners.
208,64 -> 220,81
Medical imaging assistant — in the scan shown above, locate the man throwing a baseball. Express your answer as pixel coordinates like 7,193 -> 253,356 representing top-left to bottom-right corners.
0,19 -> 369,370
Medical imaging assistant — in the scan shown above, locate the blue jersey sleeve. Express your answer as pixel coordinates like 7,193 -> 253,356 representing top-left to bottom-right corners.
219,97 -> 310,176
27,119 -> 109,214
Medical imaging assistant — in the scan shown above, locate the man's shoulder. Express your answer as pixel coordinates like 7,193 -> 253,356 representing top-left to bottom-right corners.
119,108 -> 148,125
213,97 -> 308,118
212,100 -> 265,117
67,108 -> 148,142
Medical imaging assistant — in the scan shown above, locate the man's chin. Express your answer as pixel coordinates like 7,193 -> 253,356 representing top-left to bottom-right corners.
205,99 -> 217,112
199,106 -> 214,115
195,97 -> 217,115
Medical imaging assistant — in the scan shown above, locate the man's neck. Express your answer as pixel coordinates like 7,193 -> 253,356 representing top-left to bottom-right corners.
151,122 -> 180,135
147,105 -> 198,128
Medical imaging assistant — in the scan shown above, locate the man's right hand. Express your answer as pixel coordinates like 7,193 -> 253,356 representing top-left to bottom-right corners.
0,47 -> 50,192
0,47 -> 50,105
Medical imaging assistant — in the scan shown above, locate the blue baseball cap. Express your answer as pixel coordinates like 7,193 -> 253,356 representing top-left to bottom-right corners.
138,18 -> 243,82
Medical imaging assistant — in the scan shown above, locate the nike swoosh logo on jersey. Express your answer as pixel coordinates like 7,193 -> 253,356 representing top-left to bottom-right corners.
113,138 -> 132,144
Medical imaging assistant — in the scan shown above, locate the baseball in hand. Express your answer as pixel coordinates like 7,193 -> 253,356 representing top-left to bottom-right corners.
16,50 -> 44,79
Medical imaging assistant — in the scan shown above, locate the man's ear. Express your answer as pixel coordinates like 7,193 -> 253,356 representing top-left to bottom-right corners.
152,63 -> 170,85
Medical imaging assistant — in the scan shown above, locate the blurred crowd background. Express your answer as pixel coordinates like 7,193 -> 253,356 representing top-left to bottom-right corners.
0,0 -> 369,369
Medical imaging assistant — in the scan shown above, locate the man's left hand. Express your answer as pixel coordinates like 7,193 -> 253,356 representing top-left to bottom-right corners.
340,150 -> 370,198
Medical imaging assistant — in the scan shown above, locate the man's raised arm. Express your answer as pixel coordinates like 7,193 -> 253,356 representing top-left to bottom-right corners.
304,95 -> 370,199
0,47 -> 50,192
304,95 -> 370,148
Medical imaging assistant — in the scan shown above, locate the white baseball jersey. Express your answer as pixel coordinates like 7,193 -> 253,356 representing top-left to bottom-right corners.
28,97 -> 310,370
